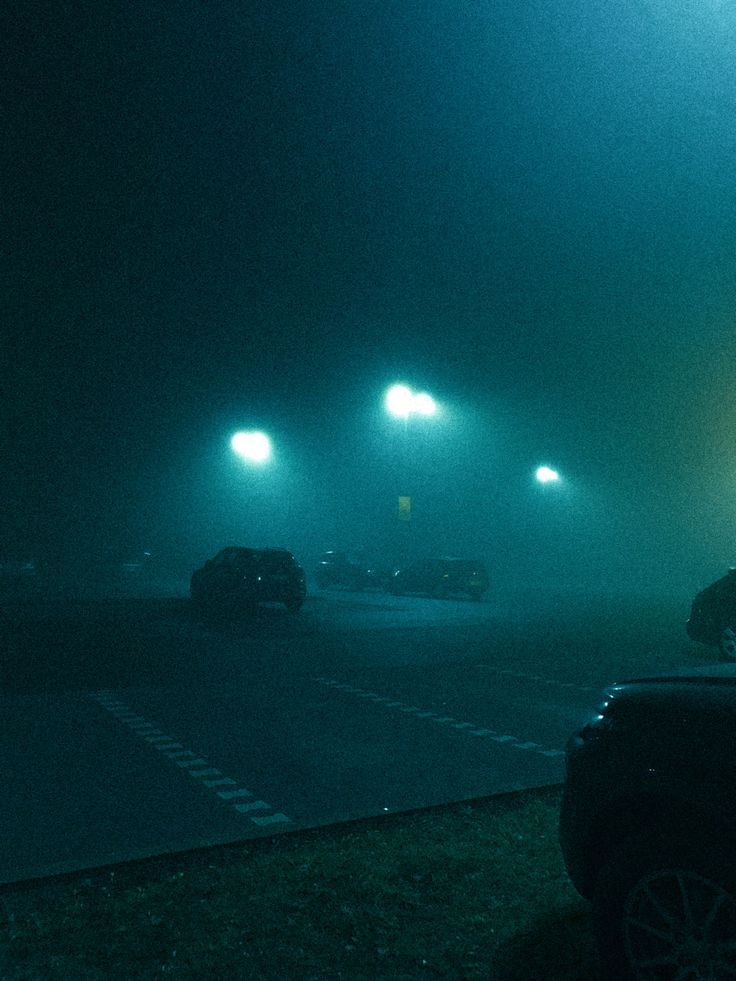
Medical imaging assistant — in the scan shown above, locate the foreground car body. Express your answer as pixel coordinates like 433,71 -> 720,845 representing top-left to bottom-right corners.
560,667 -> 736,979
388,557 -> 489,601
687,567 -> 736,659
190,547 -> 306,615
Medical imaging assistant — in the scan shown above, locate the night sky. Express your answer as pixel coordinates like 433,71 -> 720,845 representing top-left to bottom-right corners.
5,0 -> 736,593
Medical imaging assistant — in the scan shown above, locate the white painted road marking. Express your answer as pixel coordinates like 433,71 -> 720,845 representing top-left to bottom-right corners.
251,813 -> 291,827
315,677 -> 566,759
217,788 -> 256,800
489,666 -> 597,694
90,691 -> 293,826
234,800 -> 270,813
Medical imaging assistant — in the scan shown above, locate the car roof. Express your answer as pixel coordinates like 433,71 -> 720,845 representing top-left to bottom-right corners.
419,556 -> 486,565
215,546 -> 294,559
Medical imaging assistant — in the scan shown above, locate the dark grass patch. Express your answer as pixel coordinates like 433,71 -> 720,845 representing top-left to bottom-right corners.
0,786 -> 598,979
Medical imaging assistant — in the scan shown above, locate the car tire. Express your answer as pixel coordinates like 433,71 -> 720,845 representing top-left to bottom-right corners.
719,626 -> 736,661
592,827 -> 736,980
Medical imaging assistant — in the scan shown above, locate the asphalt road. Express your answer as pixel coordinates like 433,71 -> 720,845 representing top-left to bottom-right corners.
0,584 -> 698,884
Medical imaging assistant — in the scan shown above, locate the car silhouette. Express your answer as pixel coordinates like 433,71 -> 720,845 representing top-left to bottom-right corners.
190,547 -> 306,615
314,551 -> 390,590
686,567 -> 736,660
560,665 -> 736,979
387,557 -> 489,601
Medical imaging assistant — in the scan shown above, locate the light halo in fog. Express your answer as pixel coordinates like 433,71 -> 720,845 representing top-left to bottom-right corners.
231,431 -> 272,463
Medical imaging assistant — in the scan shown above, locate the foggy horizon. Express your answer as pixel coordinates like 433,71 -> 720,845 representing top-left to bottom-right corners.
6,0 -> 736,598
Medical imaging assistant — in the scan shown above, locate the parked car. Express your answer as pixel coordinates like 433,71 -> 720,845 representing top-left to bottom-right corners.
559,665 -> 736,980
190,547 -> 306,615
314,551 -> 389,590
687,567 -> 736,660
387,557 -> 489,601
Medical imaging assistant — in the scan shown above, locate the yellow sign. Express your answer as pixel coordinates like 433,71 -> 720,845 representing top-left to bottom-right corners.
398,495 -> 412,521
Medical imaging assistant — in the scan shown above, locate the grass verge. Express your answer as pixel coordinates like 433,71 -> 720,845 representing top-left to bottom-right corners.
0,785 -> 596,980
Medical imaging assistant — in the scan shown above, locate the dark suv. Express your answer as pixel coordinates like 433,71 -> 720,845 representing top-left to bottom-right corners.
190,547 -> 306,615
560,666 -> 736,979
387,557 -> 489,601
687,567 -> 736,660
314,551 -> 389,591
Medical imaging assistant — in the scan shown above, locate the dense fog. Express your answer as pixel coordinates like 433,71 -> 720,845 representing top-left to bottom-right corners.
6,0 -> 736,600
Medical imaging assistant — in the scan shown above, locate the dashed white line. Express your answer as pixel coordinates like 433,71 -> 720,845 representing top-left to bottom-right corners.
234,800 -> 270,813
251,813 -> 291,827
90,691 -> 292,827
315,677 -> 564,760
491,667 -> 597,694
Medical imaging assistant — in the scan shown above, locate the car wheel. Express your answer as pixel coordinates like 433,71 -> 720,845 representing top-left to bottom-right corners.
719,626 -> 736,661
592,828 -> 736,980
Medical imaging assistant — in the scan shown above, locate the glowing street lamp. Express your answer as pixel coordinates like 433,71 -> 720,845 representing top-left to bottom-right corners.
231,431 -> 272,464
385,384 -> 437,419
412,392 -> 437,416
535,465 -> 560,484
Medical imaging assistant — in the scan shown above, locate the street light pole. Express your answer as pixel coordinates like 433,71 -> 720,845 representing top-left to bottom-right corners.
228,431 -> 273,545
384,384 -> 437,566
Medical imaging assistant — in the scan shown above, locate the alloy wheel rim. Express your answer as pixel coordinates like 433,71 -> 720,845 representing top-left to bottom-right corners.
624,868 -> 736,979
